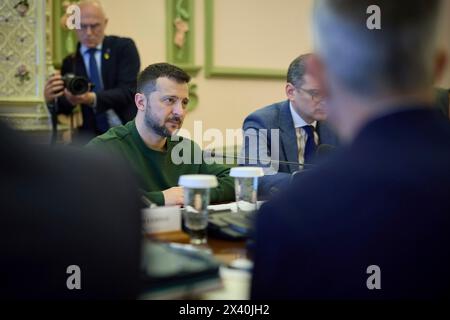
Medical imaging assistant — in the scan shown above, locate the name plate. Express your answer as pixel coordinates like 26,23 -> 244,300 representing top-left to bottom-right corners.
142,206 -> 182,234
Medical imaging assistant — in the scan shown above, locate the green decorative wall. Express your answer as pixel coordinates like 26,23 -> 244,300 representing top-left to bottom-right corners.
0,0 -> 48,133
0,0 -> 43,98
204,0 -> 285,79
166,0 -> 200,111
166,0 -> 201,75
51,0 -> 78,69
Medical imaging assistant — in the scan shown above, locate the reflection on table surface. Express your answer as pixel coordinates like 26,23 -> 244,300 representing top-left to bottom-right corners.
150,231 -> 252,300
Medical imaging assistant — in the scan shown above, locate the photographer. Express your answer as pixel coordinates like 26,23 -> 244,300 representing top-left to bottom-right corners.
44,0 -> 140,142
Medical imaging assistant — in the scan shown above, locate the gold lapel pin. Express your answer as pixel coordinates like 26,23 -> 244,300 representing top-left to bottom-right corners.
104,52 -> 110,60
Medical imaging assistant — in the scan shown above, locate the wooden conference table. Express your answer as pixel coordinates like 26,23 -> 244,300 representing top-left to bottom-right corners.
148,230 -> 252,299
151,230 -> 248,265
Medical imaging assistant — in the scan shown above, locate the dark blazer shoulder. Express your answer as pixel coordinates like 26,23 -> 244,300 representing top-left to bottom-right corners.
243,100 -> 288,130
103,35 -> 137,50
61,35 -> 136,63
62,51 -> 78,62
61,49 -> 80,72
317,121 -> 339,146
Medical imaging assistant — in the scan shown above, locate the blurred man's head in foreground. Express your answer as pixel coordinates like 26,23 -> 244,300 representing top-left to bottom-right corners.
311,0 -> 447,141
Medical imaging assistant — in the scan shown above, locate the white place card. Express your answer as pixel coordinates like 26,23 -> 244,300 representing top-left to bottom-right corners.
142,206 -> 182,234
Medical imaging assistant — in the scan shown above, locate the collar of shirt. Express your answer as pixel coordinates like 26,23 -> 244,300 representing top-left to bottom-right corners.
289,101 -> 317,129
80,43 -> 103,56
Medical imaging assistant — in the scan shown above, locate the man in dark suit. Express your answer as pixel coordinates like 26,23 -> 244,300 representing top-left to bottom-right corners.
435,87 -> 450,119
242,54 -> 338,198
252,0 -> 450,299
0,121 -> 142,299
44,0 -> 140,141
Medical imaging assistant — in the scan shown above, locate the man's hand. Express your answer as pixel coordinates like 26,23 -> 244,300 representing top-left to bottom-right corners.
44,71 -> 64,103
64,89 -> 96,107
162,186 -> 184,206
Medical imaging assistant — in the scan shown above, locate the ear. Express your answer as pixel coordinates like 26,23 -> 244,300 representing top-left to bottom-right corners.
433,49 -> 448,84
135,93 -> 146,111
285,83 -> 296,101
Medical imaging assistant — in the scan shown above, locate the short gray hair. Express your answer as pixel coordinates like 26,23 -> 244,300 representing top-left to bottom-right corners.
313,0 -> 442,96
78,0 -> 107,18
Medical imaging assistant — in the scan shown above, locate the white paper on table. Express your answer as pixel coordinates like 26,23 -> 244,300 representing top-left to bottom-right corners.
207,201 -> 266,213
142,206 -> 182,234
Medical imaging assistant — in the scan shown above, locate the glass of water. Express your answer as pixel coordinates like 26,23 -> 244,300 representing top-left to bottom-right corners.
178,175 -> 218,245
230,167 -> 264,215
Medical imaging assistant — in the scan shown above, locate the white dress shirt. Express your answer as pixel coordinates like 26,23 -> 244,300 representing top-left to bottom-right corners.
79,44 -> 122,127
80,44 -> 104,89
289,102 -> 319,165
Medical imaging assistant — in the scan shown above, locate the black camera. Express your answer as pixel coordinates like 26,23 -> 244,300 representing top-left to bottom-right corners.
62,73 -> 90,95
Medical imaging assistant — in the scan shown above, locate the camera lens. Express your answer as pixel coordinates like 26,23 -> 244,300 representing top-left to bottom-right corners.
63,74 -> 89,95
69,78 -> 89,95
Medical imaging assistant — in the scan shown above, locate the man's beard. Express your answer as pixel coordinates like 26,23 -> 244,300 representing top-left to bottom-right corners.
144,103 -> 183,138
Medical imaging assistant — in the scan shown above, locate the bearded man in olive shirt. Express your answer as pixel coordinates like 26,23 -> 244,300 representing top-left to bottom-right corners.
88,63 -> 234,206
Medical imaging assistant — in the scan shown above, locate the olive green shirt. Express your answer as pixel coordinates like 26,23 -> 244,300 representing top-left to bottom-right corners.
87,120 -> 235,206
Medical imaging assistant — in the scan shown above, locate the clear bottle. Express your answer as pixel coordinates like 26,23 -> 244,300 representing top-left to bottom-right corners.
178,175 -> 218,245
230,167 -> 264,215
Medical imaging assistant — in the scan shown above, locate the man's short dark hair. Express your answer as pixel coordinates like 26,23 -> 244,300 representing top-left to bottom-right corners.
137,63 -> 191,95
287,54 -> 312,88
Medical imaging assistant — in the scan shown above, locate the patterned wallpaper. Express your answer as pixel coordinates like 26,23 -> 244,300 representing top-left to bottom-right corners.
0,0 -> 39,97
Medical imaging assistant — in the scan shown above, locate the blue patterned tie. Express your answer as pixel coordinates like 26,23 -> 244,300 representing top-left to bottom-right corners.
87,48 -> 109,133
302,125 -> 317,164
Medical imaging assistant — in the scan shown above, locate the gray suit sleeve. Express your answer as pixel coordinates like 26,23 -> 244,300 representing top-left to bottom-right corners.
241,109 -> 291,200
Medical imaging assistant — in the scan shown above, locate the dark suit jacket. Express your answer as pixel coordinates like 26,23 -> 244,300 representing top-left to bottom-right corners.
435,88 -> 450,119
251,107 -> 450,299
0,122 -> 142,299
58,35 -> 140,136
242,100 -> 339,198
